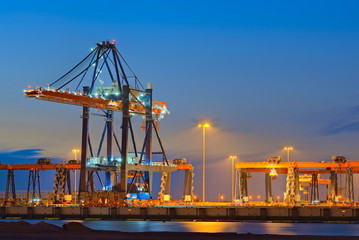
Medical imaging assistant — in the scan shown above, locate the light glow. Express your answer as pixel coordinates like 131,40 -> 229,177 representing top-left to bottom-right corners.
269,168 -> 278,177
283,146 -> 294,162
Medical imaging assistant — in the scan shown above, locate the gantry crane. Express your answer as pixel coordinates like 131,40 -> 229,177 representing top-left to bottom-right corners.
234,156 -> 359,204
24,40 -> 194,203
0,161 -> 80,205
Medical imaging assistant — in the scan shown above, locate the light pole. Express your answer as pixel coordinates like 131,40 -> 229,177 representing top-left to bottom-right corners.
72,148 -> 80,161
72,148 -> 80,199
198,123 -> 210,202
229,155 -> 237,201
283,146 -> 294,162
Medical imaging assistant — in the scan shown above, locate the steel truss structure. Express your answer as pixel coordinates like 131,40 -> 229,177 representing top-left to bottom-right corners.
24,40 -> 194,203
234,157 -> 358,204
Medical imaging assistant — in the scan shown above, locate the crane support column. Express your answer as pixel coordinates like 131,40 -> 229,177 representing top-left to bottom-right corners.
345,167 -> 354,203
330,170 -> 338,202
310,173 -> 319,203
239,170 -> 248,202
148,171 -> 154,198
5,169 -> 16,205
79,86 -> 89,197
234,168 -> 240,201
285,167 -> 300,203
165,172 -> 171,196
265,173 -> 273,203
145,83 -> 153,164
144,83 -> 153,190
183,168 -> 194,201
27,170 -> 41,203
120,85 -> 130,196
53,167 -> 72,203
158,172 -> 171,202
106,110 -> 114,189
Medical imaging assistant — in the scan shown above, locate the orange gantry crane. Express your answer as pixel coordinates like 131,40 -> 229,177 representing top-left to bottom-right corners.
235,160 -> 359,173
0,160 -> 193,205
234,156 -> 357,204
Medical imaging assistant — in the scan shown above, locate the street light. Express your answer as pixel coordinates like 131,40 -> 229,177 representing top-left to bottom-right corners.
229,155 -> 237,201
71,148 -> 80,201
72,148 -> 80,161
283,146 -> 294,162
220,194 -> 224,201
198,123 -> 210,202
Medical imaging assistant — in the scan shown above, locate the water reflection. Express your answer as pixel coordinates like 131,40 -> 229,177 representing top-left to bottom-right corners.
263,223 -> 296,235
3,219 -> 359,236
182,222 -> 233,233
81,221 -> 359,236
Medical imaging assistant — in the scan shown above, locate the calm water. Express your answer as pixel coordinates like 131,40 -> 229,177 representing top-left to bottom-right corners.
3,219 -> 359,236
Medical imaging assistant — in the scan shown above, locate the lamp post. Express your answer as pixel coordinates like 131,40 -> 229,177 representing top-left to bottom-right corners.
198,123 -> 210,202
229,155 -> 237,201
283,146 -> 294,162
72,148 -> 80,161
72,148 -> 80,199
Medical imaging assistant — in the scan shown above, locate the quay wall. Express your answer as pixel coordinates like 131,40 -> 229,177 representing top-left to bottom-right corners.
1,206 -> 359,221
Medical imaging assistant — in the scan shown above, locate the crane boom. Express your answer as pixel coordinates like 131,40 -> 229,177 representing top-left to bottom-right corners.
24,88 -> 169,116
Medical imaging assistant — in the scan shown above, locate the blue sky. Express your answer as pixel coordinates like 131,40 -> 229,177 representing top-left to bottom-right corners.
0,1 -> 358,200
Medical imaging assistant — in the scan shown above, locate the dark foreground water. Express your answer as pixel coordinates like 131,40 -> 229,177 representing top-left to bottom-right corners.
3,219 -> 359,236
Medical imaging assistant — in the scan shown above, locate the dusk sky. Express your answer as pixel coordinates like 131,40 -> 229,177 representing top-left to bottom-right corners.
0,1 -> 358,200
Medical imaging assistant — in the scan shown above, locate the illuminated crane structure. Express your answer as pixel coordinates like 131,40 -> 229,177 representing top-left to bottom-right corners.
24,40 -> 194,203
0,160 -> 193,205
0,162 -> 80,204
234,156 -> 358,204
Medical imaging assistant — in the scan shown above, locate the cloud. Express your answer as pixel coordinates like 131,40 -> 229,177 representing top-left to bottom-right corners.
0,148 -> 44,164
320,121 -> 359,136
318,104 -> 359,136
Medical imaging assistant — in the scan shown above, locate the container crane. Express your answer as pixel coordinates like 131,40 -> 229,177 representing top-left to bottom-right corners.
24,40 -> 194,203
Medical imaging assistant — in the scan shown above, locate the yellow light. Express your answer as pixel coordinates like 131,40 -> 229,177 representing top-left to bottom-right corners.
269,168 -> 278,177
283,146 -> 294,162
284,146 -> 294,151
229,155 -> 237,160
198,123 -> 210,128
72,148 -> 80,161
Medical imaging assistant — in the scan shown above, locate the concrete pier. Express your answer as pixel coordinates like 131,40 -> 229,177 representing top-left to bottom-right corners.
1,206 -> 359,221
